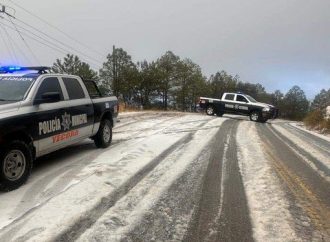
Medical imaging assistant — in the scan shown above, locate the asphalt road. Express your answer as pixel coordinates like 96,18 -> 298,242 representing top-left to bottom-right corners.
0,112 -> 328,242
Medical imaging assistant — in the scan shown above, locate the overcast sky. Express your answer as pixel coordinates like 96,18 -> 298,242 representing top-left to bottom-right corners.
0,0 -> 329,99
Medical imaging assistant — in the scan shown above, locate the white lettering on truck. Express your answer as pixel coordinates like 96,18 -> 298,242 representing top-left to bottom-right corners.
39,118 -> 61,135
72,114 -> 88,127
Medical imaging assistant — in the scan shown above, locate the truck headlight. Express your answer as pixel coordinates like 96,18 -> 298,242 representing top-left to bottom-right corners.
263,107 -> 270,112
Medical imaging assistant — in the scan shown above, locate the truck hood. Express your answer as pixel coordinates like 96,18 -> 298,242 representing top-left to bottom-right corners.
254,102 -> 275,108
0,102 -> 21,118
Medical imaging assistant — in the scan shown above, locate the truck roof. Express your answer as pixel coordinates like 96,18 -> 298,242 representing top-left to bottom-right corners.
0,73 -> 41,78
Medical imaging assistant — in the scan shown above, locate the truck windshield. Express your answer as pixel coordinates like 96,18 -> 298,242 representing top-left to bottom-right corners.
245,95 -> 258,103
0,76 -> 36,101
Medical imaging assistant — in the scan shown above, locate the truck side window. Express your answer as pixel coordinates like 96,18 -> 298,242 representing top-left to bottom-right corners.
224,94 -> 235,100
63,78 -> 86,100
236,95 -> 248,103
35,77 -> 64,100
84,81 -> 101,98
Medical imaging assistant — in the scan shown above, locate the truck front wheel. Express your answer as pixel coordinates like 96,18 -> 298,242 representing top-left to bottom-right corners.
94,119 -> 112,148
0,140 -> 33,191
250,111 -> 261,122
206,105 -> 215,116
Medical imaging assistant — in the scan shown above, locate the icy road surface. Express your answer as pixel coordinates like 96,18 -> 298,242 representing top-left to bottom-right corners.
0,112 -> 329,242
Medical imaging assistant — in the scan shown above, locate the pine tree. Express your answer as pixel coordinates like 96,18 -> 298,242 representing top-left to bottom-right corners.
52,54 -> 98,80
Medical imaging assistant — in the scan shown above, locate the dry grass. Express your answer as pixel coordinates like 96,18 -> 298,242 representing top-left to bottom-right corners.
118,103 -> 141,112
303,110 -> 330,134
320,119 -> 330,134
118,102 -> 171,113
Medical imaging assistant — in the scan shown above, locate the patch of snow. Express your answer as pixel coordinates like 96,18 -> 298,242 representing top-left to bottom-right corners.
236,121 -> 299,242
289,122 -> 330,142
271,124 -> 330,181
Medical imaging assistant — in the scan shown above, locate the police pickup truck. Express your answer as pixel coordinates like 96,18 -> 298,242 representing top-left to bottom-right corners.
0,66 -> 118,191
199,92 -> 278,122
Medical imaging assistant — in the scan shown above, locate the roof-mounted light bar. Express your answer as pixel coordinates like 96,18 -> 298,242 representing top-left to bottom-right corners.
0,66 -> 51,74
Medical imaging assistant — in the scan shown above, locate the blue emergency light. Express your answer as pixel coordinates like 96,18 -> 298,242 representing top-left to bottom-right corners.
0,66 -> 50,74
0,66 -> 22,73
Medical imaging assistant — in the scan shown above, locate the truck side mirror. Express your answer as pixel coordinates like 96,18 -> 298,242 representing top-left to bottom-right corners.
34,92 -> 61,105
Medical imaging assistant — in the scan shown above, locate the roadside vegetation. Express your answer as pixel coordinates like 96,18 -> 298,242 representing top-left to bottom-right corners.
51,48 -> 328,123
303,89 -> 330,133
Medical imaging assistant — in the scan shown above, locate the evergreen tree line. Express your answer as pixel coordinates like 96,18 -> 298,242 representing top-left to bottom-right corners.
52,48 -> 329,121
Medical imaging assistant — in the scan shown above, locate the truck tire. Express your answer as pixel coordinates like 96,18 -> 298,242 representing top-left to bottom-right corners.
0,140 -> 33,191
94,119 -> 112,148
216,111 -> 224,117
206,105 -> 215,116
250,111 -> 261,122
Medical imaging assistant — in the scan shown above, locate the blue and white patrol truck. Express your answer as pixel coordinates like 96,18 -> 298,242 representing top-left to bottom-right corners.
0,66 -> 118,191
199,92 -> 278,122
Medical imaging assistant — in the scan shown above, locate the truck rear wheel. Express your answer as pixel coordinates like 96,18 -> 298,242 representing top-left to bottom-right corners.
94,119 -> 112,148
0,140 -> 33,191
206,105 -> 215,116
250,111 -> 261,122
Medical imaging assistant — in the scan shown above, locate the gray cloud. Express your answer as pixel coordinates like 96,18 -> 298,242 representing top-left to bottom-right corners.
0,0 -> 329,98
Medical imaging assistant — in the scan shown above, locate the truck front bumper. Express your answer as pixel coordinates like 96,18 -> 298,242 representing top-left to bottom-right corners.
262,108 -> 279,119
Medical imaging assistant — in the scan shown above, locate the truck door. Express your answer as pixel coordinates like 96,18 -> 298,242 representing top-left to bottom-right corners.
61,77 -> 94,142
222,93 -> 236,113
33,77 -> 68,156
235,95 -> 250,114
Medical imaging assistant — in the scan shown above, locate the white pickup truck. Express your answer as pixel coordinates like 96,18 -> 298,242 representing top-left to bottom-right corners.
199,92 -> 278,122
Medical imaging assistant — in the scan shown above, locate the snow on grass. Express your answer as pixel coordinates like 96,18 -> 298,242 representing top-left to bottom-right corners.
77,117 -> 226,242
236,121 -> 299,242
0,113 -> 215,241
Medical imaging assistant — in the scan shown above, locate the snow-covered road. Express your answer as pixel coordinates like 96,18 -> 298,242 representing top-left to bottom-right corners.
0,112 -> 329,242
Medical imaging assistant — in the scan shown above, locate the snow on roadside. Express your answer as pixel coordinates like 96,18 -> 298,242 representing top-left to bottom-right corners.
77,117 -> 226,242
272,124 -> 330,181
0,113 -> 214,242
236,121 -> 299,242
289,122 -> 330,142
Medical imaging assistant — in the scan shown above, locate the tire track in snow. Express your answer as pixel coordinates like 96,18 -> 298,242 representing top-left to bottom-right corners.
77,118 -> 227,242
22,113 -> 184,210
115,112 -> 183,130
55,119 -> 211,242
185,119 -> 253,242
257,123 -> 330,241
269,123 -> 330,179
281,123 -> 330,157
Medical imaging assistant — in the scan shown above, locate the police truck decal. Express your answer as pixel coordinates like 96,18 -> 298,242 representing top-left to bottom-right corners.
38,112 -> 89,143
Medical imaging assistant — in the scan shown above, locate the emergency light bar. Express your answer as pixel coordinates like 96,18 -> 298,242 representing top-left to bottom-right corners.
0,66 -> 51,74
